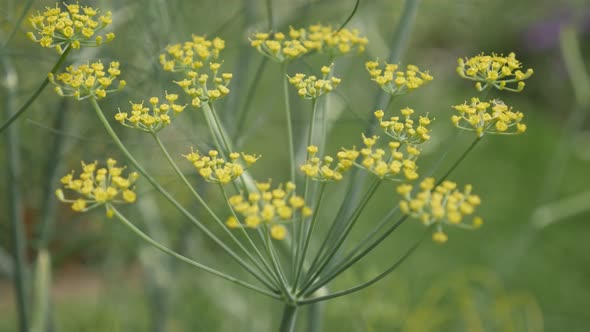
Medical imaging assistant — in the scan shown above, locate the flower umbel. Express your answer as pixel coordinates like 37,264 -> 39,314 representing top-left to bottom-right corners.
374,108 -> 433,145
366,61 -> 433,96
452,98 -> 526,137
226,181 -> 312,240
115,93 -> 186,132
49,60 -> 126,100
184,150 -> 259,185
27,2 -> 115,53
159,35 -> 226,72
288,64 -> 341,99
250,24 -> 368,63
340,134 -> 420,181
56,158 -> 139,217
397,178 -> 483,243
457,52 -> 534,92
300,145 -> 353,182
299,24 -> 368,57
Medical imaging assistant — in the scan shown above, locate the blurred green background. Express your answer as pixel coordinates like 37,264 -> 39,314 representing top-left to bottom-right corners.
1,0 -> 590,331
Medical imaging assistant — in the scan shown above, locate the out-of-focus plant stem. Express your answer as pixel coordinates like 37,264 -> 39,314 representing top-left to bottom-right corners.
2,56 -> 29,332
0,46 -> 71,134
279,303 -> 298,332
111,207 -> 280,299
37,98 -> 69,249
90,98 -> 277,291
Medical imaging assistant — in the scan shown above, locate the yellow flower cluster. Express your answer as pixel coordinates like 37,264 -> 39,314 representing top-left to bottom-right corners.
226,181 -> 312,240
184,150 -> 259,185
340,134 -> 420,181
397,178 -> 483,243
49,61 -> 126,100
301,24 -> 368,57
288,64 -> 341,99
452,98 -> 526,137
300,145 -> 354,182
366,61 -> 433,96
115,93 -> 186,133
27,2 -> 114,52
160,36 -> 232,108
457,52 -> 534,92
159,34 -> 225,71
174,64 -> 233,108
250,24 -> 368,63
56,158 -> 138,216
374,108 -> 433,145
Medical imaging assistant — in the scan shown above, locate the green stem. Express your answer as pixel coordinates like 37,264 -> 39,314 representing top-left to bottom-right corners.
90,98 -> 275,291
3,57 -> 29,332
202,103 -> 228,159
283,64 -> 296,184
266,0 -> 275,31
306,216 -> 407,297
0,45 -> 72,134
279,303 -> 298,332
293,183 -> 326,291
436,137 -> 481,186
232,58 -> 268,143
111,207 -> 279,299
1,0 -> 35,49
151,132 -> 278,286
299,179 -> 382,295
298,231 -> 424,305
264,226 -> 293,301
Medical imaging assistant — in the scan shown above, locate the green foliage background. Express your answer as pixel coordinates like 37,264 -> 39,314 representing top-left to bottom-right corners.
1,0 -> 589,331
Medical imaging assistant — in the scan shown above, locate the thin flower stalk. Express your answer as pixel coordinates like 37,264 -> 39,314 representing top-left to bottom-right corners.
298,178 -> 382,295
152,133 -> 280,287
110,207 -> 280,299
90,98 -> 277,291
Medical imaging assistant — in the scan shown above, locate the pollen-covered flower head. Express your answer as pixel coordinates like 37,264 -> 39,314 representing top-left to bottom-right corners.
160,36 -> 232,108
174,64 -> 233,109
56,158 -> 139,217
339,134 -> 420,181
159,35 -> 226,72
452,98 -> 526,137
366,61 -> 433,96
49,60 -> 126,100
27,2 -> 115,53
225,181 -> 312,240
250,24 -> 368,63
250,31 -> 309,63
375,108 -> 433,145
288,64 -> 341,99
184,149 -> 259,185
115,93 -> 186,133
457,52 -> 534,92
397,177 -> 483,244
300,24 -> 368,57
300,145 -> 353,182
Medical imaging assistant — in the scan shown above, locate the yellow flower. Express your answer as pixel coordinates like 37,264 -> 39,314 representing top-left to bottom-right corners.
398,177 -> 483,243
56,158 -> 139,216
250,24 -> 367,63
288,64 -> 341,100
27,2 -> 115,53
49,60 -> 125,100
366,60 -> 433,96
452,98 -> 526,137
184,149 -> 257,185
375,108 -> 433,146
457,52 -> 533,92
338,134 -> 420,181
300,145 -> 352,182
227,181 -> 311,240
116,92 -> 186,132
